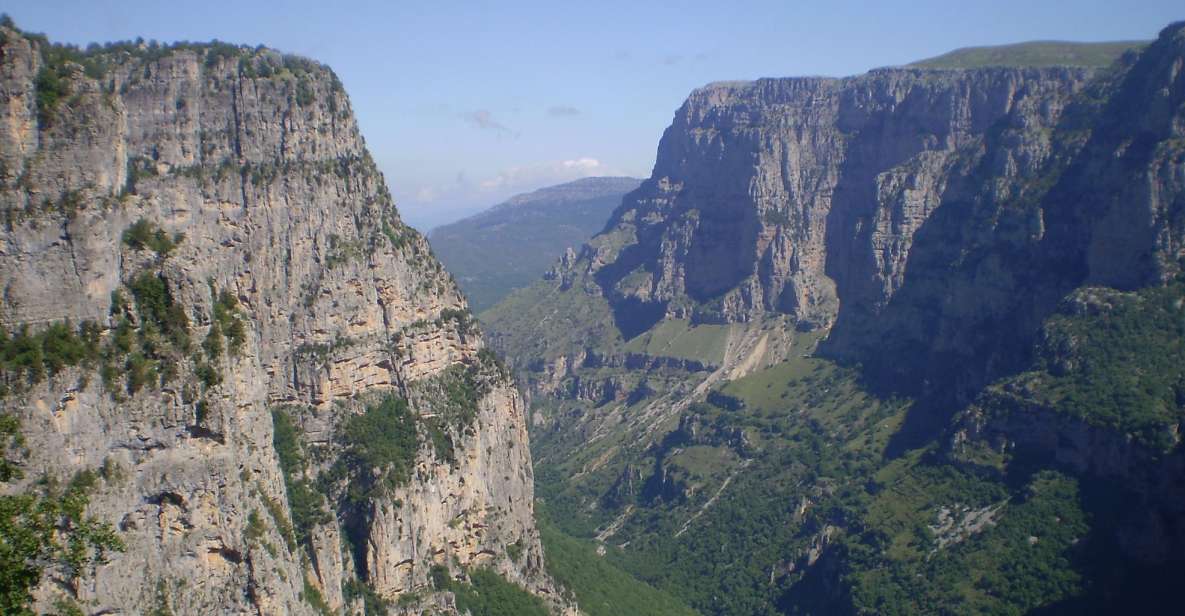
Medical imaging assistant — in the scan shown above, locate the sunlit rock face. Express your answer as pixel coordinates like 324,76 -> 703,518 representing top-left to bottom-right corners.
0,26 -> 564,615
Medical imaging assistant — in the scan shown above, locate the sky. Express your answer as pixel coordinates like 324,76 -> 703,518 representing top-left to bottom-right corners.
4,1 -> 1183,230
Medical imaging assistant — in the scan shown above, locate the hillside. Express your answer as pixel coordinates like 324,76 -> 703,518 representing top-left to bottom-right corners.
486,23 -> 1185,615
429,177 -> 641,313
908,39 -> 1146,68
0,23 -> 569,615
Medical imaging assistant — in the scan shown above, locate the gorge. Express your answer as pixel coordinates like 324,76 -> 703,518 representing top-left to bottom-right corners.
2,13 -> 1184,616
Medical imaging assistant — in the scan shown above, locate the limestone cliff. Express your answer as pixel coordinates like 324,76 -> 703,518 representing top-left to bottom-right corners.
485,21 -> 1185,614
523,21 -> 1184,414
581,66 -> 1097,330
0,26 -> 563,615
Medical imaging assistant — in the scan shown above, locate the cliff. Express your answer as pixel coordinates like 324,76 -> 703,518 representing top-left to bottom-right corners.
485,21 -> 1185,615
0,25 -> 564,615
522,21 -> 1184,404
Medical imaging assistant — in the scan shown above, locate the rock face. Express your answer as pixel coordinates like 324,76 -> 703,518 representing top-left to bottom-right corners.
557,22 -> 1184,397
483,21 -> 1185,614
584,67 -> 1095,329
0,27 -> 562,614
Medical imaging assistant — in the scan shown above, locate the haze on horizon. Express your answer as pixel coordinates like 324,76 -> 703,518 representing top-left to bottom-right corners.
7,0 -> 1183,230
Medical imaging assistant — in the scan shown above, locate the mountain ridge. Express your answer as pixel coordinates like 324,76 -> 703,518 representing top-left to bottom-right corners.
430,176 -> 642,312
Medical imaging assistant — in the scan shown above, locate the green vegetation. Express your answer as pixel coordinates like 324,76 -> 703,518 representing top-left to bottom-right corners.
208,288 -> 247,358
540,523 -> 701,616
622,319 -> 731,365
408,355 -> 507,466
480,270 -> 625,364
324,234 -> 366,268
128,272 -> 190,351
107,273 -> 196,396
4,14 -> 340,139
1,271 -> 239,402
270,409 -> 330,547
0,321 -> 101,396
259,490 -> 297,553
122,219 -> 182,256
529,318 -> 1120,615
979,284 -> 1185,449
244,509 -> 267,543
33,65 -> 69,128
0,417 -> 123,614
434,567 -> 549,616
331,396 -> 419,502
147,579 -> 174,616
438,307 -> 476,337
343,578 -> 390,616
909,40 -> 1146,69
844,470 -> 1089,615
301,578 -> 333,616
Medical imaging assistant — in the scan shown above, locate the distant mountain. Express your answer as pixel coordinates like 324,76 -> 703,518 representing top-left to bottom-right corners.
909,39 -> 1146,68
429,176 -> 642,312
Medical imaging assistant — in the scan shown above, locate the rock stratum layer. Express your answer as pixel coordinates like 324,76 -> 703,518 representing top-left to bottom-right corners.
0,26 -> 564,615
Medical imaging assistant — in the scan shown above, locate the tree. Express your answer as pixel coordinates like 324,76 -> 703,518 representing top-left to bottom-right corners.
0,416 -> 123,613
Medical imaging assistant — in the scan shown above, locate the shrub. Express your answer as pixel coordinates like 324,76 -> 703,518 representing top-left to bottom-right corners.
33,66 -> 68,128
211,289 -> 246,355
202,323 -> 224,360
194,362 -> 221,388
333,396 -> 418,502
451,568 -> 549,616
0,418 -> 124,614
270,408 -> 330,546
128,272 -> 189,350
122,219 -> 180,256
0,321 -> 101,396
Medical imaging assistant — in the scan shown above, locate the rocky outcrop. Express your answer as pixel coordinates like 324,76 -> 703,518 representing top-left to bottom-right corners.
0,26 -> 563,615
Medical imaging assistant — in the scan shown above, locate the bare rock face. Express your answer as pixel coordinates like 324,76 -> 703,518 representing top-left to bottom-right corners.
558,22 -> 1185,400
581,67 -> 1096,329
0,27 -> 562,615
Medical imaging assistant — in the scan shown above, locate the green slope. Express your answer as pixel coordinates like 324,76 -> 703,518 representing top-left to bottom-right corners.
909,40 -> 1146,69
540,522 -> 701,616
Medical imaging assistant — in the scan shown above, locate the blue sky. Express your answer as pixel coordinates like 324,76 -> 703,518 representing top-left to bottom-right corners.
5,1 -> 1182,230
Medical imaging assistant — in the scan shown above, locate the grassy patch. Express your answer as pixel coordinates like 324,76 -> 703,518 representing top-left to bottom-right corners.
909,40 -> 1145,69
622,319 -> 730,365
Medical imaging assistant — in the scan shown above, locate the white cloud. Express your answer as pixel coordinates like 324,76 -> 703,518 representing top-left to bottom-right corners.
478,158 -> 616,192
415,186 -> 439,202
394,158 -> 626,230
